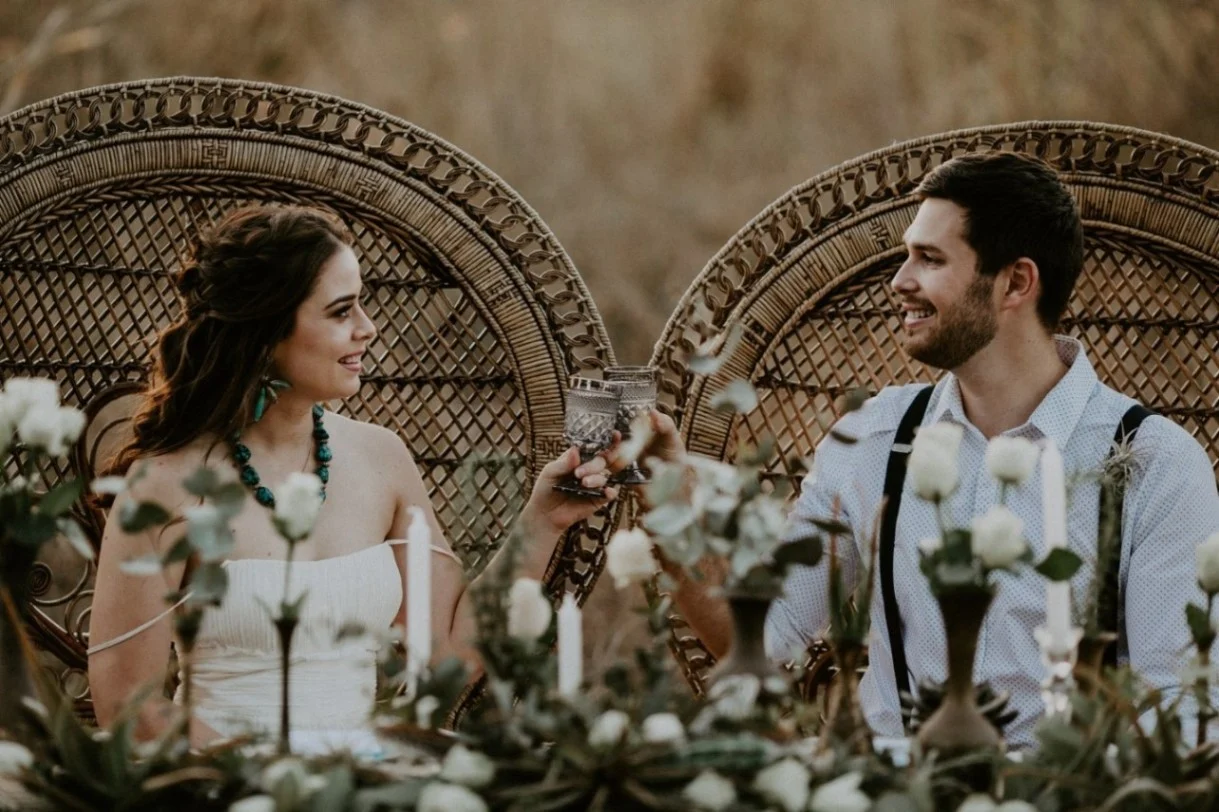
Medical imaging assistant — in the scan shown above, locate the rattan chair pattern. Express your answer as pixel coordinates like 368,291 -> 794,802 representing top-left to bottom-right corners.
649,122 -> 1219,698
0,77 -> 621,720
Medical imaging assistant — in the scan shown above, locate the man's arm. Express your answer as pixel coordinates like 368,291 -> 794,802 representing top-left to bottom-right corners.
1123,418 -> 1219,736
764,431 -> 862,663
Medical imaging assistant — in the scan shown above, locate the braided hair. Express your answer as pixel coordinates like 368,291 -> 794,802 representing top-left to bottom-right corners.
108,205 -> 354,476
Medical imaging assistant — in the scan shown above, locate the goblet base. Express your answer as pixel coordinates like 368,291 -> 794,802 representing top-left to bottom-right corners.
553,478 -> 608,499
609,464 -> 649,486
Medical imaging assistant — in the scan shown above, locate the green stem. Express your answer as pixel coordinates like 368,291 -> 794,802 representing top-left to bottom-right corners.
933,497 -> 948,539
998,482 -> 1008,507
276,540 -> 298,755
1198,592 -> 1216,748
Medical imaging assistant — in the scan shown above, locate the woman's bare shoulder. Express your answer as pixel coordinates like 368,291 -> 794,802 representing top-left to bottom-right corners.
122,436 -> 228,507
324,411 -> 411,461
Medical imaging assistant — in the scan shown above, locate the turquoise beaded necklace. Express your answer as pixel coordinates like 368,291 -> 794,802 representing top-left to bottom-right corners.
229,403 -> 331,508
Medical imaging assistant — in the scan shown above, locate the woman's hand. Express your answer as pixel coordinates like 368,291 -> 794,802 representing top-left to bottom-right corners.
519,447 -> 618,540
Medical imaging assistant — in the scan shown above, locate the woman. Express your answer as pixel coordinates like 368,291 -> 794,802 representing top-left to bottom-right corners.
87,205 -> 616,752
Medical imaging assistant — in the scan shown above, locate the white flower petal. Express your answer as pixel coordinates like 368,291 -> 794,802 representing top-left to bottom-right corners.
440,744 -> 496,789
418,781 -> 488,812
683,770 -> 736,811
641,712 -> 685,745
588,709 -> 630,749
605,528 -> 658,589
971,506 -> 1026,570
752,758 -> 810,812
506,578 -> 552,640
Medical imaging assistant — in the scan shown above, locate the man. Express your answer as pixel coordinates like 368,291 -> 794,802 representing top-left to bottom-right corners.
663,152 -> 1219,748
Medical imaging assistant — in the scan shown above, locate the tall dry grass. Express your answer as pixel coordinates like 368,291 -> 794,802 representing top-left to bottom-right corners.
5,0 -> 1219,670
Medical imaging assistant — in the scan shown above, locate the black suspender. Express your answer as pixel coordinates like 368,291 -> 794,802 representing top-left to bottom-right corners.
880,385 -> 934,703
880,390 -> 1154,715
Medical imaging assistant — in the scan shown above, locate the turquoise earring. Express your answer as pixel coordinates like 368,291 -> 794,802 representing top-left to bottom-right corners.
253,377 -> 291,423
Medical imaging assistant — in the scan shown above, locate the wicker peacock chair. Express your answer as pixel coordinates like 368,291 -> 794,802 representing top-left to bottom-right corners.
0,77 -> 622,721
650,121 -> 1219,698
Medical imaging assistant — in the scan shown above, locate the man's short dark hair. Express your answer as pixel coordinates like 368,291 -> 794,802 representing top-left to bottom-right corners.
917,152 -> 1084,329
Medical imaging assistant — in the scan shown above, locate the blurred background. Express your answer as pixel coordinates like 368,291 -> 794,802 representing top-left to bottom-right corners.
5,0 -> 1219,671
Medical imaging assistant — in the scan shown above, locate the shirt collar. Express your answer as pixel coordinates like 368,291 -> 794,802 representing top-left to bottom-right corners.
927,336 -> 1098,448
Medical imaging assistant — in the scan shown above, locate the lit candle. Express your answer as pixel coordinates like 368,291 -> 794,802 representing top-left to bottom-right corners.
406,507 -> 431,694
1041,440 -> 1074,652
557,592 -> 582,698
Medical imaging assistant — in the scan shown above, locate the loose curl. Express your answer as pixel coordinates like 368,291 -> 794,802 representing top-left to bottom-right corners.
109,205 -> 354,477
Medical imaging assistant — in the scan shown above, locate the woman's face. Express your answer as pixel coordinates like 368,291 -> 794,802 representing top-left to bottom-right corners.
271,244 -> 376,401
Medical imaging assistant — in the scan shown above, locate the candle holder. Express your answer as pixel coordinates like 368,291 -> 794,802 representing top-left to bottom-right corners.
1035,625 -> 1084,722
604,366 -> 658,486
555,378 -> 620,498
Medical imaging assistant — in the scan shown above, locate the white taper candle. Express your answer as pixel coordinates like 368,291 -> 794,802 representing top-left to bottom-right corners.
406,506 -> 431,694
557,592 -> 582,698
1041,440 -> 1074,651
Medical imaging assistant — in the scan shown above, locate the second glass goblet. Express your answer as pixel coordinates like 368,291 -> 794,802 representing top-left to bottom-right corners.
605,366 -> 658,486
553,379 -> 620,499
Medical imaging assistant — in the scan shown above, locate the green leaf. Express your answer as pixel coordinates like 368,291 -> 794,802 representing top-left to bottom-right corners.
1035,547 -> 1084,582
709,379 -> 759,414
643,503 -> 696,536
211,482 -> 247,516
118,500 -> 171,533
119,554 -> 162,576
38,478 -> 82,518
10,513 -> 57,547
1186,602 -> 1212,646
688,324 -> 743,375
181,467 -> 219,497
810,517 -> 850,536
187,562 -> 228,606
772,535 -> 823,568
309,767 -> 354,812
58,518 -> 94,561
161,535 -> 192,566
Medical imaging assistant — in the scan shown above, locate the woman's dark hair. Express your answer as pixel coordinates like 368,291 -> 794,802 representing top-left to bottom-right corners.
917,151 -> 1085,329
109,205 -> 354,475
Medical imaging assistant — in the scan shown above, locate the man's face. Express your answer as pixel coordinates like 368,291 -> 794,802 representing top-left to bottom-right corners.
891,198 -> 999,370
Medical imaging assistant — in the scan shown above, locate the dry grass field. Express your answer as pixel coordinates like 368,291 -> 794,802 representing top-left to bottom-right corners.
5,0 -> 1218,676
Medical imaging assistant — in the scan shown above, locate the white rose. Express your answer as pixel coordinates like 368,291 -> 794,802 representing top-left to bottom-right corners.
57,407 -> 86,447
908,422 -> 964,501
17,406 -> 82,456
985,436 -> 1039,486
229,795 -> 276,812
587,709 -> 630,748
641,712 -> 685,745
439,744 -> 496,789
707,674 -> 760,721
918,536 -> 943,557
416,695 -> 441,728
682,769 -> 737,811
3,377 -> 59,424
1197,533 -> 1219,594
506,577 -> 552,640
971,506 -> 1026,570
0,741 -> 33,775
418,781 -> 488,812
956,796 -> 996,812
752,757 -> 810,812
273,472 -> 324,540
810,770 -> 871,812
605,528 -> 658,589
261,757 -> 318,808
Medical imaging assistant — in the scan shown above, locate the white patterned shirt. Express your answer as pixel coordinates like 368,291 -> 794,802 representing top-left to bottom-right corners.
765,337 -> 1219,748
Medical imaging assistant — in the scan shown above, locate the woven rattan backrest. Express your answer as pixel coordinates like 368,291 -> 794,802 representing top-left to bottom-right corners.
0,77 -> 619,716
652,122 -> 1219,696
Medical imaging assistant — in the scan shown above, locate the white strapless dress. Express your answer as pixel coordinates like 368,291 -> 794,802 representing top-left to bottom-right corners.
173,543 -> 402,757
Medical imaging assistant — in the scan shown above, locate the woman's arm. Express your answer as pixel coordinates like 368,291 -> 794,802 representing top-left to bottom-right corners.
384,437 -> 613,676
87,458 -> 221,746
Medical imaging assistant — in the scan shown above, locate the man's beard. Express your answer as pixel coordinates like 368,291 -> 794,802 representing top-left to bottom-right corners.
903,274 -> 998,370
